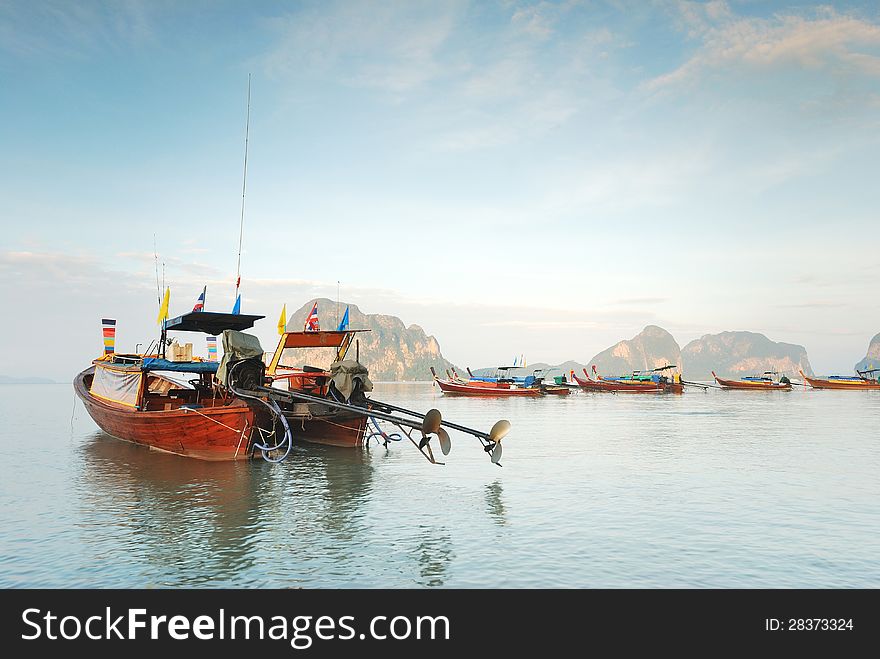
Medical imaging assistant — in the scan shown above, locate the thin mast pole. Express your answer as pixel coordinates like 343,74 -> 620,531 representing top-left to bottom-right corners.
153,234 -> 161,308
235,74 -> 251,301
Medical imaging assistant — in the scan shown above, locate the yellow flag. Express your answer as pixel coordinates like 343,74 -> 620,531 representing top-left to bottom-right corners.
277,303 -> 287,335
157,287 -> 170,325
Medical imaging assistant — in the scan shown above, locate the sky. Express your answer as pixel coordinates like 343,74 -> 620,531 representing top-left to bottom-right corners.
1,0 -> 879,380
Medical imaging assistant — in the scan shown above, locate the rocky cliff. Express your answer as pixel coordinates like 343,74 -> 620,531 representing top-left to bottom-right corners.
854,332 -> 880,373
588,325 -> 681,375
286,299 -> 455,381
681,331 -> 813,380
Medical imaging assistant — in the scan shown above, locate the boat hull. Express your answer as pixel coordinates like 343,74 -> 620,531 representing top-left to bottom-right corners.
434,378 -> 542,396
713,372 -> 791,390
572,373 -> 670,393
801,374 -> 880,390
283,411 -> 368,448
74,368 -> 260,461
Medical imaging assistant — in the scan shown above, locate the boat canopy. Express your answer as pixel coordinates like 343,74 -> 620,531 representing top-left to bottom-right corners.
164,311 -> 265,334
279,330 -> 370,349
90,362 -> 143,408
217,330 -> 264,384
141,358 -> 219,374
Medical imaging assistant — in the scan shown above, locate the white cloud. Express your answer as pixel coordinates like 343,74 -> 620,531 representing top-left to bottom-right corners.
0,0 -> 155,59
647,8 -> 880,92
261,1 -> 464,93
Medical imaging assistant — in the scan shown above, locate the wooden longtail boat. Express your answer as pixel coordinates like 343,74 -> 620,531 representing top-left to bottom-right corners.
75,312 -> 274,461
572,370 -> 662,393
712,371 -> 792,390
432,376 -> 543,396
799,369 -> 880,390
78,311 -> 512,465
573,366 -> 684,393
594,364 -> 685,394
264,328 -> 374,447
452,366 -> 571,395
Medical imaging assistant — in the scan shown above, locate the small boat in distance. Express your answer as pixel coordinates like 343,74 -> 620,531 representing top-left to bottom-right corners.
430,367 -> 543,396
799,368 -> 880,390
572,369 -> 662,393
575,365 -> 685,394
713,371 -> 792,390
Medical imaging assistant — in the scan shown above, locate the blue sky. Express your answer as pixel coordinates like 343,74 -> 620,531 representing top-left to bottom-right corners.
2,0 -> 879,379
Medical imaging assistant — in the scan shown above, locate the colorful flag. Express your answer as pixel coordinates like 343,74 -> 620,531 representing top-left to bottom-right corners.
336,305 -> 350,331
304,301 -> 320,331
231,294 -> 241,315
157,287 -> 170,325
192,286 -> 206,312
277,304 -> 287,335
101,318 -> 116,355
206,336 -> 218,362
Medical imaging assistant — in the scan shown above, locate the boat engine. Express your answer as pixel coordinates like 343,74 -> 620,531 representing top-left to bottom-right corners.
225,357 -> 265,391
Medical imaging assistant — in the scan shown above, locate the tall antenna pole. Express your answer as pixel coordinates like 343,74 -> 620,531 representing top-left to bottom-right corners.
153,234 -> 161,308
337,280 -> 340,326
235,73 -> 251,301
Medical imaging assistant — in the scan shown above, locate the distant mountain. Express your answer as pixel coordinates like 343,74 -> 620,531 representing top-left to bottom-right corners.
0,375 -> 56,384
854,332 -> 880,374
286,299 -> 456,381
588,325 -> 681,375
681,331 -> 812,380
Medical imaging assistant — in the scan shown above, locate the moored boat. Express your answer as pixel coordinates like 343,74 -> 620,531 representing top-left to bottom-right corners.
572,369 -> 662,393
574,365 -> 684,393
712,371 -> 792,390
264,327 -> 375,447
799,369 -> 880,390
431,373 -> 544,396
75,311 -> 280,461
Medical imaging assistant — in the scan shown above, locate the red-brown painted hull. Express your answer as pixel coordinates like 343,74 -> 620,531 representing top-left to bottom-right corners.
572,373 -> 662,393
434,378 -> 542,396
713,372 -> 791,390
74,368 -> 260,461
290,414 -> 368,448
800,373 -> 880,390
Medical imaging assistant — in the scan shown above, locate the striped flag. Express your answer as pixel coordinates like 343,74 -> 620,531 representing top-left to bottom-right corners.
192,286 -> 206,312
304,301 -> 320,332
101,318 -> 116,355
206,336 -> 218,362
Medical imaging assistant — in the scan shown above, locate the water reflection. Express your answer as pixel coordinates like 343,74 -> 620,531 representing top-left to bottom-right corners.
414,527 -> 453,587
484,481 -> 507,526
76,432 -> 376,586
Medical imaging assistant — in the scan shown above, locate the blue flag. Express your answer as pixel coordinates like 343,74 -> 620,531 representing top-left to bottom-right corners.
231,294 -> 241,315
337,305 -> 350,331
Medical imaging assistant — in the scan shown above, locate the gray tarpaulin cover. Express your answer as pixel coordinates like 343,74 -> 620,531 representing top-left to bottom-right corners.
217,330 -> 264,383
330,360 -> 373,400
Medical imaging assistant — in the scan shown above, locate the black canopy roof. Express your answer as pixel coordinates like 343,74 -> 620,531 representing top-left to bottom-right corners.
163,311 -> 265,334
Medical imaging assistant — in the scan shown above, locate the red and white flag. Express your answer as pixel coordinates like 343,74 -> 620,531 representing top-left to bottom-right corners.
304,301 -> 320,332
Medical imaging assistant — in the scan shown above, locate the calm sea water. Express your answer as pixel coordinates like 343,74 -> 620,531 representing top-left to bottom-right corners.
1,382 -> 878,588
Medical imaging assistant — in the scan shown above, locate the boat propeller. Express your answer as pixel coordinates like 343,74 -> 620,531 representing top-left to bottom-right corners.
422,408 -> 442,435
419,410 -> 452,457
486,419 -> 510,464
248,383 -> 509,466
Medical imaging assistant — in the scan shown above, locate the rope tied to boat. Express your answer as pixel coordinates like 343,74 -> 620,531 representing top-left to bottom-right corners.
226,360 -> 294,463
365,415 -> 403,447
181,406 -> 245,433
